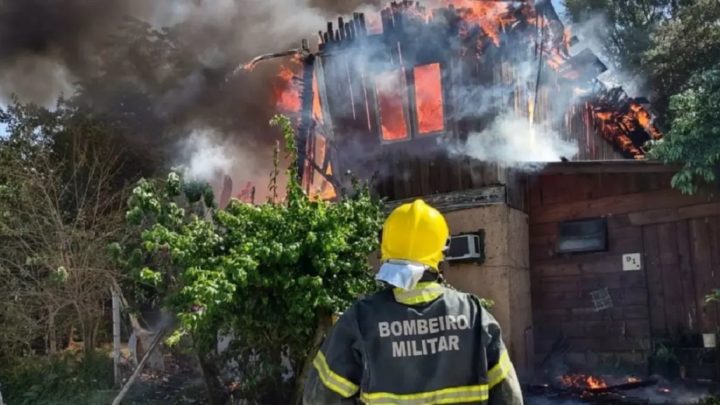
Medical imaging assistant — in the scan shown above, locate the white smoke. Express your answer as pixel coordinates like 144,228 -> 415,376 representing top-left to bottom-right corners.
449,112 -> 578,166
178,127 -> 282,202
565,12 -> 647,97
180,128 -> 234,182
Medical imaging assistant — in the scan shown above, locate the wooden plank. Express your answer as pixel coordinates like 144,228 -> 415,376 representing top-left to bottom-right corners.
643,224 -> 667,335
528,177 -> 543,210
535,337 -> 649,353
676,220 -> 699,333
629,208 -> 681,226
539,272 -> 646,293
608,225 -> 644,254
708,216 -> 720,330
384,185 -> 506,212
418,155 -> 430,196
534,287 -> 648,310
657,222 -> 685,336
529,222 -> 557,238
532,254 -> 625,277
534,306 -> 649,323
690,218 -> 716,333
629,202 -> 720,226
538,161 -> 680,175
679,203 -> 720,221
532,188 -> 711,225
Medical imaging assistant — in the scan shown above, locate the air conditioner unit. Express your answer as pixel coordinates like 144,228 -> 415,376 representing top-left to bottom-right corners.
446,233 -> 483,263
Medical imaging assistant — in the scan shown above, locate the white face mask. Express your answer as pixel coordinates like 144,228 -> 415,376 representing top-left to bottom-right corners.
375,260 -> 428,291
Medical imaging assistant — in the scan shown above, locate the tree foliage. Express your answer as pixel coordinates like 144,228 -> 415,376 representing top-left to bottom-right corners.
649,67 -> 720,194
115,115 -> 384,403
642,0 -> 720,110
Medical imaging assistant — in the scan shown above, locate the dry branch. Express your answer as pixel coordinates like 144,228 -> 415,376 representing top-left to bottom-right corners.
111,328 -> 167,405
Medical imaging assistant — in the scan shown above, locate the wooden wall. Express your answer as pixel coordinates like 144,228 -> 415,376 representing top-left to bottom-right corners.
529,169 -> 720,368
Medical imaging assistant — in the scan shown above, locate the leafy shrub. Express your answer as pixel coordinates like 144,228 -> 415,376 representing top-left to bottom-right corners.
114,115 -> 384,403
0,349 -> 114,405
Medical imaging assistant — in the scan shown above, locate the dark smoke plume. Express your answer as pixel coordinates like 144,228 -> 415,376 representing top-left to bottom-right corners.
0,0 -> 381,198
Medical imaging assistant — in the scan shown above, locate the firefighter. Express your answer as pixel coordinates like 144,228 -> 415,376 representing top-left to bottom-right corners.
303,199 -> 524,404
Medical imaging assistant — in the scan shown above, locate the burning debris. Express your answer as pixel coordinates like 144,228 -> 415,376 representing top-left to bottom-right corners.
526,372 -> 718,404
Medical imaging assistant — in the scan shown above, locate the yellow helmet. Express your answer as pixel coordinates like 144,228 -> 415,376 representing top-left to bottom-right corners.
381,199 -> 449,270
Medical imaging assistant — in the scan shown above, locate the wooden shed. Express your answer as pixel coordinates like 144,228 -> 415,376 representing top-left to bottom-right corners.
529,162 -> 720,377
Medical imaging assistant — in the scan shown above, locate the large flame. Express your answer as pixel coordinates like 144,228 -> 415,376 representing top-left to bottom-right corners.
375,69 -> 409,141
414,63 -> 444,134
312,69 -> 323,124
447,0 -> 508,46
273,64 -> 302,113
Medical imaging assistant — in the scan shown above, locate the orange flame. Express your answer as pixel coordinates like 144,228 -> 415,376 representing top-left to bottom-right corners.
308,135 -> 337,200
375,69 -> 409,141
563,27 -> 573,50
448,0 -> 508,46
414,63 -> 444,134
559,374 -> 608,390
586,376 -> 607,389
629,102 -> 662,140
312,69 -> 323,123
273,64 -> 302,113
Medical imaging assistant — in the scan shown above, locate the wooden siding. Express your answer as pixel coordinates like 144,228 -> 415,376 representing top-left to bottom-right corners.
529,171 -> 720,367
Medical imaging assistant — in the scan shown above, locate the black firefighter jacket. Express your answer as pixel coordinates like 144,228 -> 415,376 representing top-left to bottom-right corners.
303,281 -> 524,404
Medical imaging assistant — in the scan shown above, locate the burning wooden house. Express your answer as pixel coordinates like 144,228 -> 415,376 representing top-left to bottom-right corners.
267,0 -> 720,383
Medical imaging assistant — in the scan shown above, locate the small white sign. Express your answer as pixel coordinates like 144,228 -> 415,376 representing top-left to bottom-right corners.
623,253 -> 642,271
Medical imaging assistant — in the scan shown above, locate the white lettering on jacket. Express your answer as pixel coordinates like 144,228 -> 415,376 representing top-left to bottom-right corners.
391,335 -> 461,357
377,315 -> 470,338
379,315 -> 470,358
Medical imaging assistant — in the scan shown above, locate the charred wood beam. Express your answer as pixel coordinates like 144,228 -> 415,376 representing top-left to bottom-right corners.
588,379 -> 658,393
297,50 -> 316,183
384,185 -> 506,213
307,159 -> 343,197
230,48 -> 304,76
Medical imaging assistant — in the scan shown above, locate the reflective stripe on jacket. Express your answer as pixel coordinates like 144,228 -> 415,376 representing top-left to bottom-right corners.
303,282 -> 524,404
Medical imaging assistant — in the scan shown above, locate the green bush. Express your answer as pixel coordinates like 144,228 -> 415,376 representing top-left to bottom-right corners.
0,349 -> 114,405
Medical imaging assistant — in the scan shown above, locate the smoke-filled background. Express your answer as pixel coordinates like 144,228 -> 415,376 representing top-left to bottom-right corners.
0,0 -> 385,199
0,0 -> 620,196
